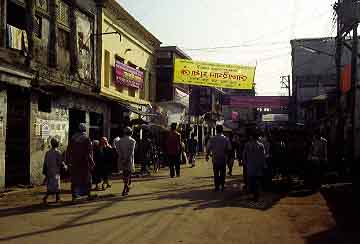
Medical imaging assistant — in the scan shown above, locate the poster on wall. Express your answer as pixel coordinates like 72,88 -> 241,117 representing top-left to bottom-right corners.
41,121 -> 50,139
114,60 -> 144,89
37,118 -> 69,146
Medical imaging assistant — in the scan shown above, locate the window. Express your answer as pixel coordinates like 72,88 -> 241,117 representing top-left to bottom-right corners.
157,57 -> 172,65
38,94 -> 52,113
34,15 -> 42,39
128,87 -> 136,97
56,0 -> 70,28
36,0 -> 48,12
104,50 -> 110,88
58,28 -> 70,50
6,1 -> 27,51
7,1 -> 26,30
90,112 -> 103,127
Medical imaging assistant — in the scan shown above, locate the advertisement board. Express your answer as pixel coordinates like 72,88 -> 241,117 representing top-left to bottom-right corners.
225,96 -> 289,109
114,60 -> 144,89
174,59 -> 255,90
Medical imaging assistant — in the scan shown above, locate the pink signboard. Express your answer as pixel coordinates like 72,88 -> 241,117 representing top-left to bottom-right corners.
226,96 -> 289,108
114,60 -> 144,89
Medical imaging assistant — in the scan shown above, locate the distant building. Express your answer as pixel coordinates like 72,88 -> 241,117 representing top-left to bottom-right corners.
99,0 -> 161,139
291,37 -> 339,122
155,46 -> 191,126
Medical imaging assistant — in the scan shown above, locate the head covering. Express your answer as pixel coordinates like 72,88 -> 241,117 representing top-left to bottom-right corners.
100,137 -> 111,148
124,126 -> 133,136
79,123 -> 87,132
92,140 -> 100,149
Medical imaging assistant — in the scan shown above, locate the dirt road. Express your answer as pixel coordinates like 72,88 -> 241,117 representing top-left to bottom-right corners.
0,158 -> 346,244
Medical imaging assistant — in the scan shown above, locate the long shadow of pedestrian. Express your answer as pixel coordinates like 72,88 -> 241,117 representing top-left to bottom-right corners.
0,183 -> 214,219
0,199 -> 203,242
155,178 -> 286,211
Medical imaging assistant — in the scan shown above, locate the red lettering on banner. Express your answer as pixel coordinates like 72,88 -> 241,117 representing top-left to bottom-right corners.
181,69 -> 191,76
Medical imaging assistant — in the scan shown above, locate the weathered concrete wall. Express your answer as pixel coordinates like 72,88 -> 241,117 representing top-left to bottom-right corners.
29,92 -> 108,185
76,10 -> 94,81
0,89 -> 7,188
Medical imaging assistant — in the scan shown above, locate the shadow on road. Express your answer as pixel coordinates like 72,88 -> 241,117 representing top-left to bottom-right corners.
0,170 -> 289,242
304,183 -> 360,244
0,183 -> 214,219
0,199 -> 202,242
156,178 -> 287,211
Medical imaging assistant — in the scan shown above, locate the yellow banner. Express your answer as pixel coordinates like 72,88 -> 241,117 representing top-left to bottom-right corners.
173,59 -> 255,89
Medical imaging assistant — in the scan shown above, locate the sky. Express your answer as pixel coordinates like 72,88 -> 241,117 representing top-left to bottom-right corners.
117,0 -> 336,96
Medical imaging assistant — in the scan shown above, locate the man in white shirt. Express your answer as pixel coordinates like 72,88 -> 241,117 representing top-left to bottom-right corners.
206,125 -> 232,192
115,127 -> 136,196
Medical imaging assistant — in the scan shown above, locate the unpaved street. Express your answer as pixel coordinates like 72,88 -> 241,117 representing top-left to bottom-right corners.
0,158 -> 344,244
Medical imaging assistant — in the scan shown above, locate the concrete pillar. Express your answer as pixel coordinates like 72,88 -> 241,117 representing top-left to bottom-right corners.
85,111 -> 90,136
48,0 -> 57,67
69,0 -> 78,74
95,0 -> 104,90
25,0 -> 35,66
0,0 -> 7,48
0,89 -> 7,188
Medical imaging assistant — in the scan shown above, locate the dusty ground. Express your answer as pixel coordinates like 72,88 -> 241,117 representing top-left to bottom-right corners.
0,157 -> 356,244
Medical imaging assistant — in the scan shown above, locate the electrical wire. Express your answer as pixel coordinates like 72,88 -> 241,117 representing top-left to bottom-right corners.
181,8 -> 331,52
183,41 -> 289,51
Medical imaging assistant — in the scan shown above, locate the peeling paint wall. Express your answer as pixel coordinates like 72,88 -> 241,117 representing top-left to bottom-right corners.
57,27 -> 70,73
34,17 -> 50,65
29,92 -> 108,185
0,90 -> 7,188
76,11 -> 93,81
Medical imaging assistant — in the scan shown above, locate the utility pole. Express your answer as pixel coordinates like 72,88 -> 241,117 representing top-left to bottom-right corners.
280,75 -> 291,117
351,23 -> 360,161
335,0 -> 344,166
280,75 -> 291,97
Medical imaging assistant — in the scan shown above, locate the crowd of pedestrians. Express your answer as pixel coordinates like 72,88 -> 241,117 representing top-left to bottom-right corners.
41,121 -> 328,204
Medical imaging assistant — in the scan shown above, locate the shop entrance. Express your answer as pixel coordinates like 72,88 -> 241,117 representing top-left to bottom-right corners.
5,87 -> 30,186
69,109 -> 86,141
89,112 -> 103,141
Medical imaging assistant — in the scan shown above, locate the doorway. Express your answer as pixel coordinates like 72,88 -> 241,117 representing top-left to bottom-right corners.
89,112 -> 103,140
5,87 -> 30,186
69,109 -> 86,141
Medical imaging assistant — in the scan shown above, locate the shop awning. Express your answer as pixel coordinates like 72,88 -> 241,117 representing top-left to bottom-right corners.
0,65 -> 33,88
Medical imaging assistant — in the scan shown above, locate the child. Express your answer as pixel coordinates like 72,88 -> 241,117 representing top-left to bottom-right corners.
42,138 -> 66,204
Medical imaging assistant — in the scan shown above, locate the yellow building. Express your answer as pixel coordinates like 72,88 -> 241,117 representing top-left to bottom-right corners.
99,0 -> 161,121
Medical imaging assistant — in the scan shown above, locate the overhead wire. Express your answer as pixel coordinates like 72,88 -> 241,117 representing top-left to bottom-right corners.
181,7 -> 331,52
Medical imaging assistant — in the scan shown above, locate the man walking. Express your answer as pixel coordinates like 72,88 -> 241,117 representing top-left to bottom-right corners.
228,134 -> 240,176
307,130 -> 327,191
67,123 -> 95,202
116,127 -> 136,196
166,123 -> 182,177
242,131 -> 266,201
187,133 -> 198,168
206,125 -> 231,192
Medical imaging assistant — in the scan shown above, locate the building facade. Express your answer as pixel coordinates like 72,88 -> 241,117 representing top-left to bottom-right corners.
291,37 -> 347,123
0,0 -> 111,187
99,0 -> 160,140
155,46 -> 190,126
0,0 -> 160,188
